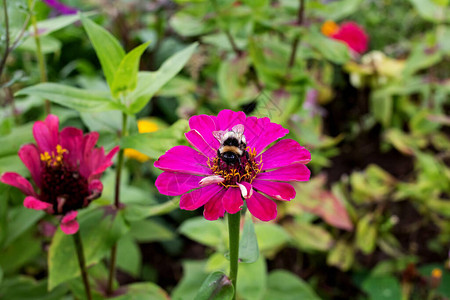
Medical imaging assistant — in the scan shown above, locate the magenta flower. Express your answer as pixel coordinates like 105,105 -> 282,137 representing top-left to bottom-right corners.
154,110 -> 311,221
43,0 -> 78,15
0,115 -> 119,234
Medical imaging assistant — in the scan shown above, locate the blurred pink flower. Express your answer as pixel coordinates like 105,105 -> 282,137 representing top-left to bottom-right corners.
154,110 -> 311,221
0,115 -> 119,234
322,21 -> 369,54
43,0 -> 78,15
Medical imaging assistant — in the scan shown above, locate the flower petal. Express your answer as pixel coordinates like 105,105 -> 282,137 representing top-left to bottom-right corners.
156,172 -> 204,196
256,163 -> 310,182
189,114 -> 219,150
199,175 -> 224,186
252,180 -> 296,201
1,172 -> 36,196
217,110 -> 246,131
18,144 -> 42,187
60,211 -> 79,235
245,117 -> 289,153
24,196 -> 52,210
60,127 -> 84,166
246,192 -> 277,221
237,182 -> 253,199
32,114 -> 59,153
258,139 -> 311,170
180,184 -> 224,211
185,130 -> 217,158
222,187 -> 243,214
203,188 -> 226,220
154,145 -> 212,175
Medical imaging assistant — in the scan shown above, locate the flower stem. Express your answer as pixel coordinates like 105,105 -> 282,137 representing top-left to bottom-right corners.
228,212 -> 241,300
73,231 -> 92,300
107,112 -> 128,295
28,0 -> 50,114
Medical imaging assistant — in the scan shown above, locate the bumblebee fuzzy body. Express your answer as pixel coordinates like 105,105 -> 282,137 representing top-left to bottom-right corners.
213,124 -> 248,165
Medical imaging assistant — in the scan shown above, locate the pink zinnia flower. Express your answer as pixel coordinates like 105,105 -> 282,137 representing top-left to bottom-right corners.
154,110 -> 311,221
322,21 -> 369,54
0,115 -> 119,234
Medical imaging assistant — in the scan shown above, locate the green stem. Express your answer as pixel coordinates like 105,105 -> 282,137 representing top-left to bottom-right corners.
107,112 -> 128,295
228,212 -> 240,300
73,231 -> 92,300
28,0 -> 50,114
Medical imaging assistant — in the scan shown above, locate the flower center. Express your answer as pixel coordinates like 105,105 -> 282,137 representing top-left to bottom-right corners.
208,147 -> 262,188
40,145 -> 90,214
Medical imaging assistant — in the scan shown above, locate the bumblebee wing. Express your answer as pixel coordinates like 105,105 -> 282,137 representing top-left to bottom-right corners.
213,130 -> 227,142
231,124 -> 245,135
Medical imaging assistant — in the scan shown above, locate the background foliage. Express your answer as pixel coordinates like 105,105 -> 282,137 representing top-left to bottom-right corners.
0,0 -> 449,299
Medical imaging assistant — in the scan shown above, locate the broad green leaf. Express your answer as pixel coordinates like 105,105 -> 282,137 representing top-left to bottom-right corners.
312,0 -> 364,20
112,282 -> 170,300
0,123 -> 33,158
116,235 -> 141,277
128,43 -> 198,114
0,277 -> 68,300
356,214 -> 377,254
408,0 -> 448,22
48,209 -> 128,290
361,275 -> 402,300
171,260 -> 209,300
0,230 -> 41,273
263,270 -> 322,300
237,255 -> 267,300
327,240 -> 354,271
238,217 -> 259,263
29,12 -> 96,37
195,272 -> 234,300
18,35 -> 62,54
179,217 -> 226,250
0,267 -> 2,284
129,219 -> 175,242
284,222 -> 333,252
121,119 -> 188,159
3,208 -> 44,248
123,198 -> 180,222
16,83 -> 123,112
305,29 -> 350,64
254,223 -> 290,258
81,14 -> 126,88
111,42 -> 150,98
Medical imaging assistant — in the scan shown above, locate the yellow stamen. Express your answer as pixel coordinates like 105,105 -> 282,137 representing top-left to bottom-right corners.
432,268 -> 442,279
321,20 -> 339,37
40,144 -> 68,167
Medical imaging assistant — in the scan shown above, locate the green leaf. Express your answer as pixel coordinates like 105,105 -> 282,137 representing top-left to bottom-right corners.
263,270 -> 322,300
238,216 -> 259,263
29,12 -> 96,37
179,217 -> 226,250
171,260 -> 209,300
16,83 -> 123,112
195,272 -> 234,300
111,42 -> 150,98
356,214 -> 377,254
128,43 -> 198,114
0,123 -> 33,158
237,255 -> 267,300
0,277 -> 68,300
0,230 -> 41,273
48,209 -> 128,290
18,35 -> 62,54
129,219 -> 175,242
361,275 -> 402,300
112,282 -> 170,300
254,223 -> 290,258
408,0 -> 448,22
81,14 -> 126,88
121,119 -> 188,159
116,235 -> 141,277
312,0 -> 364,20
123,198 -> 180,222
0,267 -> 2,285
284,221 -> 333,252
306,28 -> 351,64
327,240 -> 354,271
3,208 -> 44,248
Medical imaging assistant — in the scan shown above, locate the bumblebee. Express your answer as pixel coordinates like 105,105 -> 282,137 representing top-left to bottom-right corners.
213,124 -> 249,165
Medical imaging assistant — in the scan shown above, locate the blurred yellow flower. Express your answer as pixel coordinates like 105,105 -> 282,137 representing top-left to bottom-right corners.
431,268 -> 442,279
124,119 -> 159,162
321,20 -> 339,37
